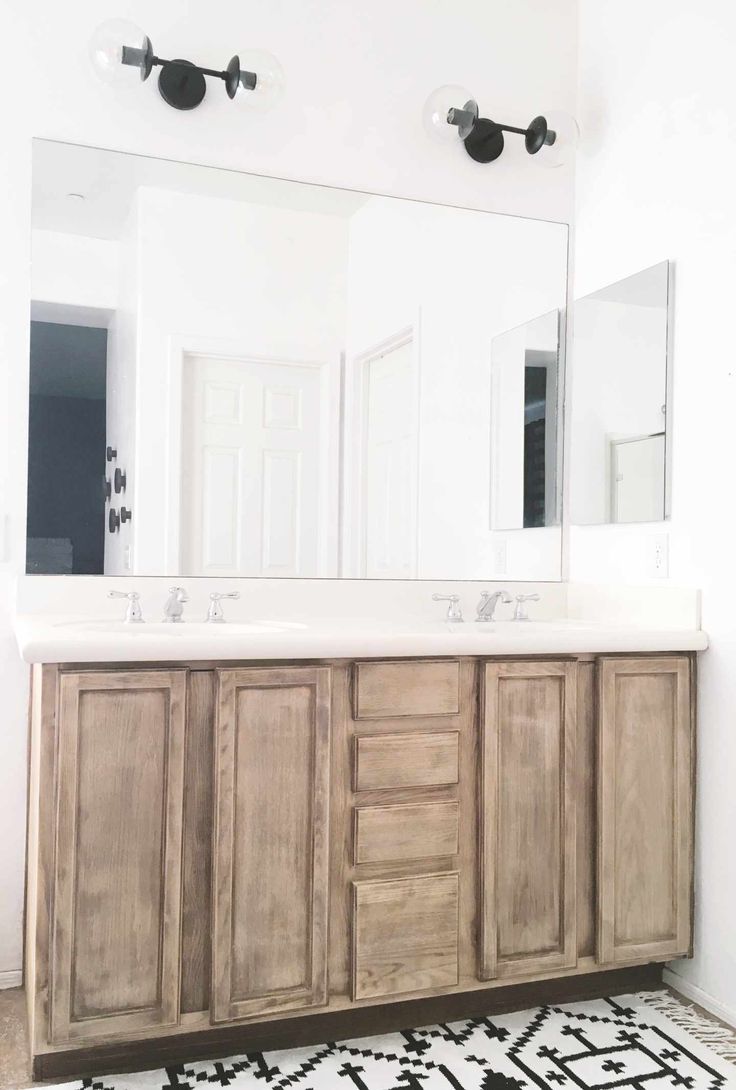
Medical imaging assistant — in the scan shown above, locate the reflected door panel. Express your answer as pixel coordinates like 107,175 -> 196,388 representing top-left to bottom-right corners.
181,355 -> 324,577
570,261 -> 670,527
362,341 -> 416,579
611,433 -> 665,523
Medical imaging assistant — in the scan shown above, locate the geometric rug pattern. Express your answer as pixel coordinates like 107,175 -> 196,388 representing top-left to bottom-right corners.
61,994 -> 735,1090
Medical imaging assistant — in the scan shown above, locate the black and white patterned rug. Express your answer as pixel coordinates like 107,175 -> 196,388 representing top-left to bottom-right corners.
57,993 -> 736,1090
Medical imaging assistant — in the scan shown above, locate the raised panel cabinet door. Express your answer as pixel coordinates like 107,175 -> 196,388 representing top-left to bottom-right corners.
480,660 -> 577,980
597,656 -> 693,965
212,667 -> 331,1022
50,670 -> 187,1043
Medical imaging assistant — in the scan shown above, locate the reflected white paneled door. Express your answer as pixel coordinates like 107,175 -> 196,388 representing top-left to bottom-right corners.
611,433 -> 665,523
362,341 -> 417,578
182,355 -> 324,576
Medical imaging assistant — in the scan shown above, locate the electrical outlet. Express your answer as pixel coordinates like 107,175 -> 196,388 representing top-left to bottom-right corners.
492,537 -> 508,575
124,544 -> 133,572
651,534 -> 669,578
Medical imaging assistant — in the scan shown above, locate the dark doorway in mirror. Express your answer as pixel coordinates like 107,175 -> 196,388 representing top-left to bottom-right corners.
523,355 -> 555,528
26,321 -> 107,574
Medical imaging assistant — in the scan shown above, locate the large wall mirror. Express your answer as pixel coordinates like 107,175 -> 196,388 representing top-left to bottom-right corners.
569,261 -> 671,526
26,139 -> 568,580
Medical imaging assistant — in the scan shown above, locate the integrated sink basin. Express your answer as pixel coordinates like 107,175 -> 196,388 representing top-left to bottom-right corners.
447,619 -> 604,634
52,619 -> 307,636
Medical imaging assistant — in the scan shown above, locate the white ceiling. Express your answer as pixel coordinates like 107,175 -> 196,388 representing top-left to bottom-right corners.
32,140 -> 370,241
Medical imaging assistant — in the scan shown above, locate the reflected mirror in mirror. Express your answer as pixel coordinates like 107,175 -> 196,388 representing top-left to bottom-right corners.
26,139 -> 568,580
569,261 -> 670,526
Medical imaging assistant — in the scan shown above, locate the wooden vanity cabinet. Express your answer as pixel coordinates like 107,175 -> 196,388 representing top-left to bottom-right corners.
25,651 -> 696,1078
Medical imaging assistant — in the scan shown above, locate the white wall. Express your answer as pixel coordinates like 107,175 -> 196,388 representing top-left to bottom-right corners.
105,202 -> 140,575
0,0 -> 577,980
575,0 -> 736,1019
31,230 -> 118,312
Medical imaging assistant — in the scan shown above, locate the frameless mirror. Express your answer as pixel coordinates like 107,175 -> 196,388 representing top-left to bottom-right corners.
569,261 -> 671,526
26,139 -> 568,580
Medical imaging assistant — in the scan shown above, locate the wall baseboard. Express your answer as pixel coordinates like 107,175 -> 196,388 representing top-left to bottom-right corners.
664,967 -> 736,1029
0,969 -> 22,990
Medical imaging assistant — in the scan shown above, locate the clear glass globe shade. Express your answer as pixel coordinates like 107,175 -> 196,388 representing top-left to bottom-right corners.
534,110 -> 580,168
423,85 -> 476,144
235,50 -> 285,108
89,19 -> 150,87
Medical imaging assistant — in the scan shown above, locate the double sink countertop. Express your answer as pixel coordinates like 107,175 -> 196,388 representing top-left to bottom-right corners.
15,613 -> 709,664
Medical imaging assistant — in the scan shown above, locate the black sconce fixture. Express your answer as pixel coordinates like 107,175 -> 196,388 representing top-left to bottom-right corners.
423,85 -> 578,167
89,19 -> 284,112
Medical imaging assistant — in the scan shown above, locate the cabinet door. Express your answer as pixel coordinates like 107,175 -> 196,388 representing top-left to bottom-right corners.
212,667 -> 331,1022
598,656 -> 693,964
480,660 -> 577,980
50,670 -> 186,1043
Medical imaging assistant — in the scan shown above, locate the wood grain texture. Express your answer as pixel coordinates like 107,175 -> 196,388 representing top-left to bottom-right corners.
597,656 -> 693,965
26,663 -> 59,1054
212,667 -> 331,1022
480,660 -> 577,980
354,802 -> 459,865
180,671 -> 215,1014
353,661 -> 460,719
354,731 -> 459,791
576,661 -> 597,959
352,873 -> 459,1000
50,670 -> 187,1043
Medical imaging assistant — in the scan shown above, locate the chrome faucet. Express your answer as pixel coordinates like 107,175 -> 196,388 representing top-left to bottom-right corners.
163,586 -> 189,623
476,590 -> 512,622
513,593 -> 540,621
206,591 -> 240,623
433,593 -> 463,622
108,590 -> 143,623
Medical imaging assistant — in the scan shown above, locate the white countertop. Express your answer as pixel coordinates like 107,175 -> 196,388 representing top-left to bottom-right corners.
15,614 -> 709,664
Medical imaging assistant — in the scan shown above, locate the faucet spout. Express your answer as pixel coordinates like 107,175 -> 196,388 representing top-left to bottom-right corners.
476,590 -> 512,622
163,586 -> 188,623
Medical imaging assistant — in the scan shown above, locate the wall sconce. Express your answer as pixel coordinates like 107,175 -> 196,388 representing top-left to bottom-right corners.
89,19 -> 284,111
423,85 -> 578,167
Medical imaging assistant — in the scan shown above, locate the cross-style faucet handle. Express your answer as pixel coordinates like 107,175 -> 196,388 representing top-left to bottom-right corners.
513,593 -> 540,621
206,591 -> 241,623
108,590 -> 144,623
433,593 -> 463,622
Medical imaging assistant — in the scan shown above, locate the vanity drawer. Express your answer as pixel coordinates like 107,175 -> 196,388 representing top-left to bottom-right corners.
354,801 -> 459,865
353,660 -> 460,720
352,873 -> 459,1000
354,732 -> 459,791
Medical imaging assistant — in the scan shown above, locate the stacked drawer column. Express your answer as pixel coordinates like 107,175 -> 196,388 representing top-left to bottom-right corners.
346,659 -> 476,1001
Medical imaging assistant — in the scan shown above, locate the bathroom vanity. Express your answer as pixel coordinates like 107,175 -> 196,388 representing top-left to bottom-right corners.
19,138 -> 691,1079
21,619 -> 701,1078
